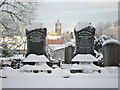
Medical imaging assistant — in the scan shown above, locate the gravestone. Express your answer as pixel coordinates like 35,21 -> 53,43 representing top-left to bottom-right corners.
74,22 -> 95,56
26,23 -> 47,57
103,40 -> 120,66
65,42 -> 75,64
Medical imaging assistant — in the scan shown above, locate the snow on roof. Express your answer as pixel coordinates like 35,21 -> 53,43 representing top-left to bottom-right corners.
26,21 -> 44,31
47,36 -> 61,39
74,22 -> 93,31
72,54 -> 97,62
102,39 -> 120,46
20,64 -> 52,70
65,42 -> 75,47
23,54 -> 49,62
49,44 -> 65,51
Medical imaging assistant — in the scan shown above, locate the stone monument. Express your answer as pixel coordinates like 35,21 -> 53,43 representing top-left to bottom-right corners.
26,22 -> 47,57
74,22 -> 95,56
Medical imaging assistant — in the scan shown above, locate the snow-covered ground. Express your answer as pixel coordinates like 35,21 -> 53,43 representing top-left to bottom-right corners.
0,67 -> 119,88
2,77 -> 118,88
0,53 -> 119,88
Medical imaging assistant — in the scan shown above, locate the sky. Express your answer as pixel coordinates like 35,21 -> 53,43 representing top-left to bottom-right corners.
34,1 -> 118,32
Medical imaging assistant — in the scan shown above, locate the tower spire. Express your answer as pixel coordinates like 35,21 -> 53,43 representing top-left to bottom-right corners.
55,18 -> 62,36
57,18 -> 59,23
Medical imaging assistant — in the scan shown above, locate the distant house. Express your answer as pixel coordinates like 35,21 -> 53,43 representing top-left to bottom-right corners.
46,32 -> 64,45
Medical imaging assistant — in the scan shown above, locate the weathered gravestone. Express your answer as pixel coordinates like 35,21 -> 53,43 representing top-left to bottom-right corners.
103,39 -> 120,66
65,42 -> 75,64
74,22 -> 95,56
26,22 -> 47,57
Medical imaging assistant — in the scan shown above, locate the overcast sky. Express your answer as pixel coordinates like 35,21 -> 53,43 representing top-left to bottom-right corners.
34,1 -> 118,32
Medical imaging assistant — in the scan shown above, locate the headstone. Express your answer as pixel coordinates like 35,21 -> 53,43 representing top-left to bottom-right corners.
65,42 -> 75,64
103,39 -> 120,66
26,28 -> 47,57
74,22 -> 95,56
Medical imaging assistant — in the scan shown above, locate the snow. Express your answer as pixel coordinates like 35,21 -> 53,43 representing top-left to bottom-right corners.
72,54 -> 98,62
2,67 -> 20,78
82,64 -> 100,73
47,36 -> 61,39
2,76 -> 118,88
20,64 -> 52,71
52,65 -> 59,68
0,58 -> 9,61
61,64 -> 83,70
74,22 -> 93,31
0,53 -> 119,88
1,66 -> 119,88
61,64 -> 100,73
101,67 -> 118,73
23,54 -> 49,62
61,64 -> 72,69
0,77 -> 1,89
70,64 -> 83,70
65,42 -> 75,47
49,44 -> 65,51
26,21 -> 44,31
0,55 -> 24,62
102,39 -> 120,46
9,55 -> 25,60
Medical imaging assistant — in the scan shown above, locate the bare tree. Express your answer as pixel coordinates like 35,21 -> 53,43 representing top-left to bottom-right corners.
95,22 -> 118,39
0,0 -> 40,57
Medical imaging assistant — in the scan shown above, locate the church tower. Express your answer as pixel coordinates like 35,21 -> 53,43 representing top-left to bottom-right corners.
55,19 -> 62,36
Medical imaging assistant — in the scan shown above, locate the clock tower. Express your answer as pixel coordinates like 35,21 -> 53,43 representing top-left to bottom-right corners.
55,19 -> 62,36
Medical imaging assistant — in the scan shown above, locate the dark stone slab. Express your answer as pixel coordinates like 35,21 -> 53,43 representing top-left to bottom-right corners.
26,28 -> 47,57
74,26 -> 95,56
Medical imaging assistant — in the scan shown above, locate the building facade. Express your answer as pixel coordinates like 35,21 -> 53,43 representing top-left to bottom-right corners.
46,32 -> 64,45
55,19 -> 62,36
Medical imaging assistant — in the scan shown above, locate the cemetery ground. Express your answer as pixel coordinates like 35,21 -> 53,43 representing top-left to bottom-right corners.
0,60 -> 119,88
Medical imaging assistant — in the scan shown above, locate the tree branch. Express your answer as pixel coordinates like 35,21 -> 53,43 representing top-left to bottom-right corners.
1,10 -> 22,22
0,20 -> 10,30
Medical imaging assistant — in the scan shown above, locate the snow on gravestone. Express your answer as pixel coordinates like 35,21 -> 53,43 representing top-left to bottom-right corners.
103,39 -> 120,66
65,42 -> 75,64
26,22 -> 47,57
74,22 -> 95,55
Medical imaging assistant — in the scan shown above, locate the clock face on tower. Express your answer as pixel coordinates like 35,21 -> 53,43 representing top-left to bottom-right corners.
29,31 -> 43,43
58,25 -> 61,29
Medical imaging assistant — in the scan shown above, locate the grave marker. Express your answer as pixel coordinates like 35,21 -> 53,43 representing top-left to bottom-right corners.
74,22 -> 95,56
26,22 -> 47,57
